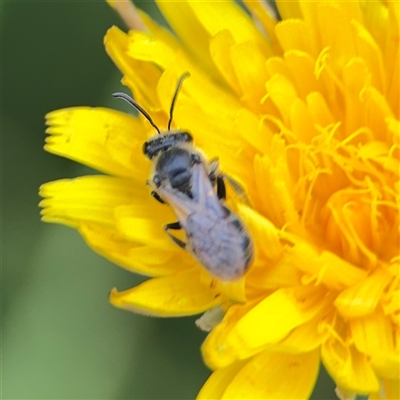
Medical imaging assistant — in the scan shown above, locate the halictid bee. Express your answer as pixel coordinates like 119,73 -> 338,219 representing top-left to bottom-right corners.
112,73 -> 254,281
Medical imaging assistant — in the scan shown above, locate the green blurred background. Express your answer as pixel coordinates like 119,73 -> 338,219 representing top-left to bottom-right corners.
3,1 -> 338,399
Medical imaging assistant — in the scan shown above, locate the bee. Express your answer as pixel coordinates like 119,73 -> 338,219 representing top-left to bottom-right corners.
112,74 -> 254,281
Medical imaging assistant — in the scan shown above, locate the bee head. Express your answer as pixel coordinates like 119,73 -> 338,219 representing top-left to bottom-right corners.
143,131 -> 193,160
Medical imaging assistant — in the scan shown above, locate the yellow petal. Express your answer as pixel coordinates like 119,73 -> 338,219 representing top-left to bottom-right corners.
322,337 -> 379,393
382,379 -> 400,400
254,143 -> 301,233
231,41 -> 269,112
277,310 -> 329,353
290,98 -> 319,143
369,379 -> 400,400
361,0 -> 389,52
266,73 -> 298,125
209,30 -> 241,94
137,9 -> 181,52
284,50 -> 322,98
275,19 -> 315,56
127,29 -> 201,98
246,255 -> 301,293
188,0 -> 270,56
370,352 -> 400,381
363,86 -> 394,142
214,279 -> 247,304
202,303 -> 255,369
351,19 -> 386,93
127,31 -> 177,70
306,91 -> 335,127
110,269 -> 221,316
243,0 -> 280,55
155,0 -> 214,72
313,47 -> 343,118
236,204 -> 283,261
209,287 -> 327,364
349,304 -> 400,381
350,305 -> 394,356
334,267 -> 393,318
221,348 -> 320,399
40,176 -> 143,227
384,2 -> 400,88
234,108 -> 273,153
322,186 -> 388,267
386,45 -> 399,114
104,26 -> 162,112
287,241 -> 367,291
114,204 -> 176,249
342,58 -> 370,134
329,1 -> 363,23
45,107 -> 147,178
387,117 -> 400,147
382,279 -> 400,327
316,3 -> 357,74
197,361 -> 247,400
276,0 -> 302,20
79,223 -> 189,276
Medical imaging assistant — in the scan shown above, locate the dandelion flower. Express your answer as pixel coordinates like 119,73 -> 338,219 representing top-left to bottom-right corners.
40,0 -> 399,398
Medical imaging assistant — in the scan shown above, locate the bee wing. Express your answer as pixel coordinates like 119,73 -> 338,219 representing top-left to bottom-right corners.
157,184 -> 195,229
157,163 -> 225,228
191,162 -> 222,210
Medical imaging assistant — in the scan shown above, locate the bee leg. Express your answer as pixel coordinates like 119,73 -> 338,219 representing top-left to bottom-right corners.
216,175 -> 226,200
208,158 -> 250,203
164,222 -> 186,249
220,173 -> 251,204
208,158 -> 220,186
151,190 -> 166,204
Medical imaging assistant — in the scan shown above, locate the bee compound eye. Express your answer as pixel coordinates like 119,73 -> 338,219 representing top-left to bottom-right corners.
143,141 -> 150,157
184,132 -> 193,142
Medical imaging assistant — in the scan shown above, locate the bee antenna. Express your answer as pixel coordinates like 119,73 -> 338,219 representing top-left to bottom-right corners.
112,92 -> 161,134
167,72 -> 191,131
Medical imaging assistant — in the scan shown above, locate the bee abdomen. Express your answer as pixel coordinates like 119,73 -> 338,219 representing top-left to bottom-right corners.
186,213 -> 253,281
